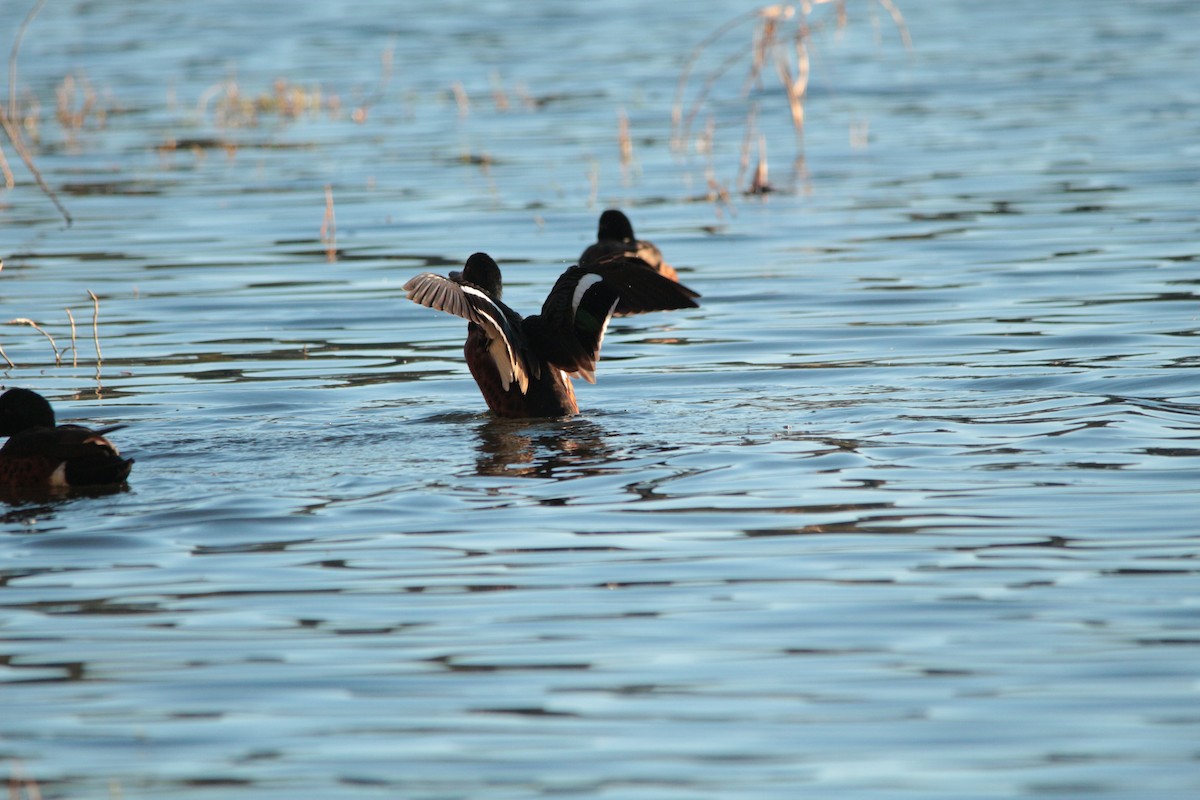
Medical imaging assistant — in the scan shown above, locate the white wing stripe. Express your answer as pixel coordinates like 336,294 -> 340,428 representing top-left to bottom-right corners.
571,273 -> 604,314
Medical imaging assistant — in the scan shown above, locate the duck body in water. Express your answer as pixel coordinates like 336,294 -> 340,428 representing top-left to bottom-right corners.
0,388 -> 134,490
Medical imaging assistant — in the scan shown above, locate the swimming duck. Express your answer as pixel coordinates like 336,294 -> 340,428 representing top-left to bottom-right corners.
403,252 -> 699,418
0,388 -> 134,489
580,209 -> 679,282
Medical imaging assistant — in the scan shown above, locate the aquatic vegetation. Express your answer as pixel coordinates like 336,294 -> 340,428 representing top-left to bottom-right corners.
673,1 -> 910,193
197,76 -> 341,128
0,284 -> 107,382
192,41 -> 393,127
321,184 -> 337,263
1,0 -> 71,223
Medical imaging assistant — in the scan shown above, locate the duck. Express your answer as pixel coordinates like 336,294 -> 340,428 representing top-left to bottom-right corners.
403,252 -> 699,418
0,387 -> 134,489
580,209 -> 679,282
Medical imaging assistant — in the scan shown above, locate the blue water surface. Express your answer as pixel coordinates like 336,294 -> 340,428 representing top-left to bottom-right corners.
1,0 -> 1198,798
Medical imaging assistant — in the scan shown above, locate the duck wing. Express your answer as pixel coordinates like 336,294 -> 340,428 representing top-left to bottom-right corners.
403,272 -> 532,393
527,257 -> 700,383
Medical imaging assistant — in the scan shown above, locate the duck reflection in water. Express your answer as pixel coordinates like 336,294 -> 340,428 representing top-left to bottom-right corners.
474,417 -> 613,479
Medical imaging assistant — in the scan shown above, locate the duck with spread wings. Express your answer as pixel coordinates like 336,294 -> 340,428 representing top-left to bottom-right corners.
403,252 -> 699,418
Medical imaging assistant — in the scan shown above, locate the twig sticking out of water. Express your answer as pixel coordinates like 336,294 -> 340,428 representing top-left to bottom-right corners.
7,0 -> 46,121
2,0 -> 71,225
0,135 -> 12,188
7,759 -> 42,800
877,0 -> 912,49
776,28 -> 810,139
65,307 -> 78,367
0,109 -> 69,224
736,103 -> 759,189
749,135 -> 771,194
618,109 -> 635,182
670,6 -> 770,153
490,71 -> 510,112
0,260 -> 11,369
451,81 -> 470,117
321,185 -> 337,262
87,289 -> 103,385
5,318 -> 60,365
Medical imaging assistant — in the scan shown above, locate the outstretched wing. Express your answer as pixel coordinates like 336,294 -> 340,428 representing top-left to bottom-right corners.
403,272 -> 531,393
528,256 -> 700,383
589,254 -> 698,315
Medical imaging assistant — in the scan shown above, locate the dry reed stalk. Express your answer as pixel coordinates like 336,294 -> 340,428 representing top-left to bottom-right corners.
876,0 -> 912,48
490,71 -> 510,112
618,109 -> 632,165
0,263 -> 11,370
2,0 -> 71,225
321,184 -> 337,262
195,79 -> 226,119
65,306 -> 78,367
6,318 -> 61,365
7,759 -> 42,800
673,1 -> 908,166
705,171 -> 733,215
55,72 -> 99,130
746,4 -> 791,95
87,290 -> 102,384
17,93 -> 40,142
678,46 -> 752,154
617,109 -> 634,182
451,81 -> 470,116
671,5 -> 773,151
698,113 -> 734,215
7,0 -> 46,121
735,101 -> 763,189
775,36 -> 807,139
0,142 -> 13,188
749,134 -> 771,194
0,108 -> 68,224
695,115 -> 715,157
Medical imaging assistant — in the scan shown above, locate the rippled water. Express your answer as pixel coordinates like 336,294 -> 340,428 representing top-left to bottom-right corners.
2,0 -> 1198,797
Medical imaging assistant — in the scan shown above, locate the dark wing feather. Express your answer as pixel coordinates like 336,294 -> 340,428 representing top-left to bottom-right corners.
593,256 -> 699,315
403,272 -> 531,393
529,257 -> 700,383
